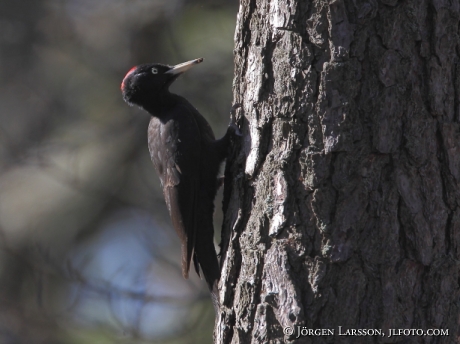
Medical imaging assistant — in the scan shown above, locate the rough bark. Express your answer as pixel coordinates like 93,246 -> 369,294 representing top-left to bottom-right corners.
217,0 -> 460,343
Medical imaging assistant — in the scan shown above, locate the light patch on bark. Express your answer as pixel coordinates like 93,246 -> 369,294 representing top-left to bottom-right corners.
269,172 -> 288,237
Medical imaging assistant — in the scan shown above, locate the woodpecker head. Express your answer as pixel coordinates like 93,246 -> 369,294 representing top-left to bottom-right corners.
121,58 -> 203,107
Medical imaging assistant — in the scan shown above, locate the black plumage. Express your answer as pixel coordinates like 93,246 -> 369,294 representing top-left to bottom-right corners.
121,58 -> 237,307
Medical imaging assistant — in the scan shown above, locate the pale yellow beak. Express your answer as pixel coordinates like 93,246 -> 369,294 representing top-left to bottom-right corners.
165,58 -> 204,75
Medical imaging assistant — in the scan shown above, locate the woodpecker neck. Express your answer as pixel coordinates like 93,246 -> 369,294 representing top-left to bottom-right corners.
143,92 -> 191,120
141,90 -> 177,118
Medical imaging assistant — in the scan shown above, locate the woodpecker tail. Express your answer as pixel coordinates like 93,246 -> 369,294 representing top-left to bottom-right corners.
193,204 -> 221,313
210,280 -> 220,313
194,237 -> 221,309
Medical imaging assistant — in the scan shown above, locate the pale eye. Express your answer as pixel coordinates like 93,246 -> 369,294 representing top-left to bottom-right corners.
151,68 -> 158,74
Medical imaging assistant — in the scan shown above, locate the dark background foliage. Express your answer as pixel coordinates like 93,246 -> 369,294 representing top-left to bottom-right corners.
0,0 -> 237,343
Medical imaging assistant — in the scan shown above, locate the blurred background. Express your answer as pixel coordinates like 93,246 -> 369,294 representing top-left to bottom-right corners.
0,0 -> 237,343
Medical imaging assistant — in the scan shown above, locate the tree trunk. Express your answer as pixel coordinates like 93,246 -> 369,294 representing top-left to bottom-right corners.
217,0 -> 460,343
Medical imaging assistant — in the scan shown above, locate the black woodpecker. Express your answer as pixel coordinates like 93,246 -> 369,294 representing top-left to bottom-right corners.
121,58 -> 237,309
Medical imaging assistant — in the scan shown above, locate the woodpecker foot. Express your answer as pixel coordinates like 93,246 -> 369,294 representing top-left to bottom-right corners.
228,122 -> 242,137
230,102 -> 242,114
229,103 -> 243,136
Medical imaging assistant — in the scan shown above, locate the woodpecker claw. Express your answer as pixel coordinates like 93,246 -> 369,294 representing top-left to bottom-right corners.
230,102 -> 242,114
229,103 -> 243,137
229,122 -> 242,137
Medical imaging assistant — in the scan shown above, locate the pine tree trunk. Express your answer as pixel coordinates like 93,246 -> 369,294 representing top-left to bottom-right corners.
217,0 -> 460,343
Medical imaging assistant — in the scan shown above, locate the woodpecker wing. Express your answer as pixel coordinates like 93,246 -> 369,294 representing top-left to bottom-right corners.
147,105 -> 201,279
